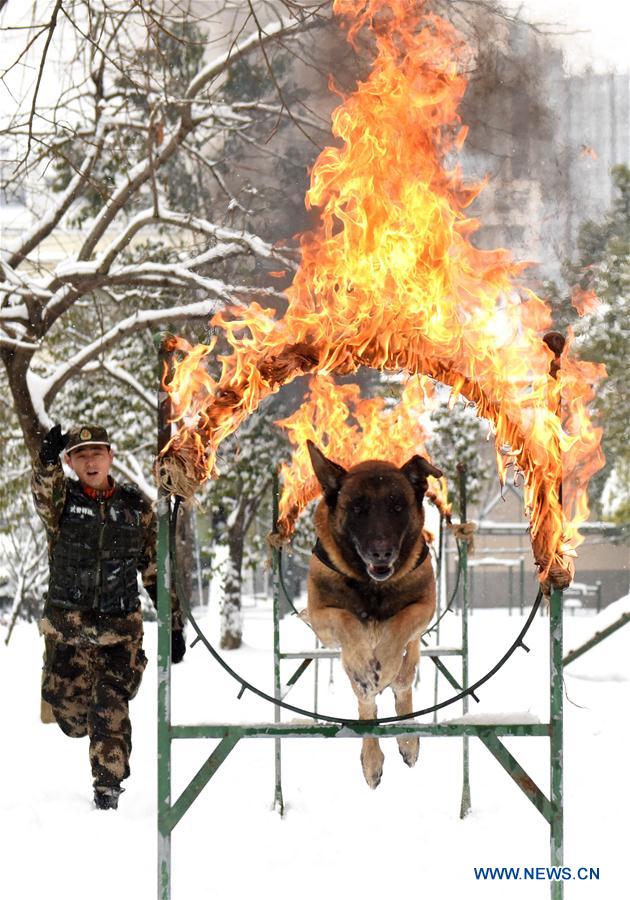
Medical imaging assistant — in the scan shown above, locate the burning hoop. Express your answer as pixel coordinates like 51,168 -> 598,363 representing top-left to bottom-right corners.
158,0 -> 605,590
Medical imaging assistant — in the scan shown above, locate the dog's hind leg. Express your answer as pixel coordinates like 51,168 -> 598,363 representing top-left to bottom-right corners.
392,638 -> 420,768
358,697 -> 384,789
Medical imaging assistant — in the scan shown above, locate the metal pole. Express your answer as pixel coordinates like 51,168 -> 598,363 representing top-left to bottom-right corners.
271,473 -> 284,814
313,636 -> 320,718
156,336 -> 173,900
457,463 -> 471,818
519,557 -> 525,617
157,493 -> 172,900
433,514 -> 445,724
508,564 -> 514,617
549,586 -> 564,899
543,331 -> 565,900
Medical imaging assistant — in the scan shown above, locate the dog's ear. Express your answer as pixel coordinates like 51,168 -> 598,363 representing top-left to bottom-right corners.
401,455 -> 443,501
307,440 -> 347,504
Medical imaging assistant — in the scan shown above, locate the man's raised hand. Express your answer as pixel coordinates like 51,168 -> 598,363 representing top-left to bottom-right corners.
40,424 -> 69,466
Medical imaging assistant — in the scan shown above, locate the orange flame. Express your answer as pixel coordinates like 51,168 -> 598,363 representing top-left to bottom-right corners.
161,0 -> 605,587
571,287 -> 600,318
275,375 -> 450,538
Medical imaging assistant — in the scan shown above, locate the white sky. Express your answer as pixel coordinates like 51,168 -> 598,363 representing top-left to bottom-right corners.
1,0 -> 628,122
508,0 -> 630,73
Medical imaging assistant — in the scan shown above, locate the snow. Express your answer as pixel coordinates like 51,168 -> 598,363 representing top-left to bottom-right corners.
1,603 -> 628,900
445,711 -> 542,725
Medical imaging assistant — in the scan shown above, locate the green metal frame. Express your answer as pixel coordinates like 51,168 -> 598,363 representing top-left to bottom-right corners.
157,508 -> 564,900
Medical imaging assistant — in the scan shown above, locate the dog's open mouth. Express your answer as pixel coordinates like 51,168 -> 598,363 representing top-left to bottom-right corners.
367,563 -> 394,582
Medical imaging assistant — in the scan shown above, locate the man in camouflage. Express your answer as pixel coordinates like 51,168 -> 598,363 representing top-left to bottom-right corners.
32,423 -> 186,810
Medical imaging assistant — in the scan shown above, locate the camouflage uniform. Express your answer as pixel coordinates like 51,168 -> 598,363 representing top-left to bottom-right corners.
32,453 -> 176,795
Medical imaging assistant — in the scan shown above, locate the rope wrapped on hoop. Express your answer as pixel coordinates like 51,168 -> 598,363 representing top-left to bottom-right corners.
450,520 -> 477,554
540,557 -> 575,595
267,531 -> 287,550
154,448 -> 201,503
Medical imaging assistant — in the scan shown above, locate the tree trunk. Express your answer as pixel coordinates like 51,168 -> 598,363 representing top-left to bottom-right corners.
1,347 -> 42,462
220,526 -> 244,650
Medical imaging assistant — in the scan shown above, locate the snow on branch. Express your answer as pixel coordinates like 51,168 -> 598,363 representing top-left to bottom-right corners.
0,331 -> 41,350
0,303 -> 29,323
82,359 -> 157,411
7,123 -> 107,268
36,210 -> 292,326
72,15 -> 311,265
94,206 -> 293,275
36,299 -> 224,407
185,15 -> 305,101
112,455 -> 157,502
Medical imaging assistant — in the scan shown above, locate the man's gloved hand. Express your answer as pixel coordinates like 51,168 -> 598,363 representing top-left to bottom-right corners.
171,628 -> 186,664
40,424 -> 69,466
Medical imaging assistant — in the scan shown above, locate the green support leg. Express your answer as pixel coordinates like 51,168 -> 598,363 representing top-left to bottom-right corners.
459,534 -> 471,819
550,587 -> 564,899
432,517 -> 445,724
157,495 -> 172,900
157,336 -> 173,900
163,735 -> 241,833
458,465 -> 471,819
272,478 -> 284,815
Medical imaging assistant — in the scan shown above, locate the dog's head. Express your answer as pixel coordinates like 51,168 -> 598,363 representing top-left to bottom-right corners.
307,440 -> 442,583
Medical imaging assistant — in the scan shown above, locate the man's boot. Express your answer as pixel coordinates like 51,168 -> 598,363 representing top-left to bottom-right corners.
94,785 -> 123,810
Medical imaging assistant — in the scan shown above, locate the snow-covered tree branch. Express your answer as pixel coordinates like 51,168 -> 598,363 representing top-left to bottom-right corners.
0,0 -> 323,462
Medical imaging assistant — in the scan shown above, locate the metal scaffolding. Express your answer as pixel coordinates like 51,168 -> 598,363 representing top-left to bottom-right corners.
156,487 -> 564,900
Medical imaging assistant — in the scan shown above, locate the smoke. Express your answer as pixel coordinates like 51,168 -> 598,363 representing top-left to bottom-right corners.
505,0 -> 630,74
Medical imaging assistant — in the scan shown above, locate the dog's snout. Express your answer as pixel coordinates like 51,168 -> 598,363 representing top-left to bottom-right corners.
367,541 -> 395,563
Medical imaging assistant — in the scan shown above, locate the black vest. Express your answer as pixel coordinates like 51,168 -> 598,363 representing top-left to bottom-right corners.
47,480 -> 145,616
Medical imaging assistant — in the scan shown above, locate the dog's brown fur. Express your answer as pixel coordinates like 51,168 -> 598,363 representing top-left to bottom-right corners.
306,441 -> 441,788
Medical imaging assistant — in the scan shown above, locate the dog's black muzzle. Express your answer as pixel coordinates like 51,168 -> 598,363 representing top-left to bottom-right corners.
357,540 -> 399,582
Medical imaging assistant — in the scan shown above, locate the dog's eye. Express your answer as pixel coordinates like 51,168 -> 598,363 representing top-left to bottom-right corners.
393,504 -> 404,513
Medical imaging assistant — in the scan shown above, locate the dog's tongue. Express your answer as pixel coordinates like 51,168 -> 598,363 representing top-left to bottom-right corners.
368,563 -> 393,580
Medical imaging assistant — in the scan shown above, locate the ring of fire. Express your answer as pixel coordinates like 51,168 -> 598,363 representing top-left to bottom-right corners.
158,0 -> 605,591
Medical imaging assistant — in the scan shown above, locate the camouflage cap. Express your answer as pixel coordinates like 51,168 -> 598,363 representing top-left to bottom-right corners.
65,425 -> 111,454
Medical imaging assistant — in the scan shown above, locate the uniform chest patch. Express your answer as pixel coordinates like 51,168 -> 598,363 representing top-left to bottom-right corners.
68,504 -> 96,518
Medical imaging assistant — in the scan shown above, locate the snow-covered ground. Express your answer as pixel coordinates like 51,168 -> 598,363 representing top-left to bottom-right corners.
1,596 -> 628,900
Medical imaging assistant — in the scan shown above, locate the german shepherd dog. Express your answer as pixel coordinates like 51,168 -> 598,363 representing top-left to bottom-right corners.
306,440 -> 442,788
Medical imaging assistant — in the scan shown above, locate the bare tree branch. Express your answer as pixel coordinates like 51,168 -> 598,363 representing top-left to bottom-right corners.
82,358 -> 156,410
8,124 -> 107,268
37,298 -> 230,406
20,0 -> 64,170
0,0 -> 323,462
